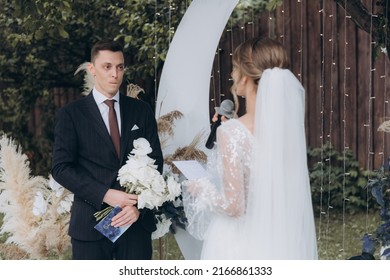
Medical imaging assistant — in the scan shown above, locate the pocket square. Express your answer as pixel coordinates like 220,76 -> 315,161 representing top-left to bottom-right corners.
131,124 -> 139,131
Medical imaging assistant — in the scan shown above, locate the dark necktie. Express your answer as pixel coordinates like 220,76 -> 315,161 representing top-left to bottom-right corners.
104,99 -> 120,158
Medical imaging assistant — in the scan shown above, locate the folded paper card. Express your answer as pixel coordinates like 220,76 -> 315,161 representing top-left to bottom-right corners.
172,160 -> 209,180
94,206 -> 131,242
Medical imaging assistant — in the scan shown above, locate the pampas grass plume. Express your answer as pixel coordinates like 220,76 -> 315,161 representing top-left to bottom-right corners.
0,135 -> 71,259
74,62 -> 94,96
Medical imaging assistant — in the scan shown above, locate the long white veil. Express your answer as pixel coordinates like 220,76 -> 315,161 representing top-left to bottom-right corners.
243,68 -> 318,259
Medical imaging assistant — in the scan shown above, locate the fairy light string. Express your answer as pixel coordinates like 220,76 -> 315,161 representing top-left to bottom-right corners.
242,8 -> 247,41
227,18 -> 234,94
320,0 -> 335,259
281,1 -> 285,44
154,0 -> 161,258
250,5 -> 255,38
168,0 -> 173,44
210,48 -> 219,106
382,0 -> 389,166
365,0 -> 375,232
157,0 -> 177,259
317,1 -> 326,257
154,0 -> 158,105
314,0 -> 328,256
328,0 -> 337,256
269,9 -> 273,37
341,0 -> 351,258
380,1 -> 389,166
324,2 -> 340,256
297,0 -> 303,82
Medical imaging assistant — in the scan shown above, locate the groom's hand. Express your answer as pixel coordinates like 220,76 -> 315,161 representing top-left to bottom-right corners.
103,189 -> 138,208
111,205 -> 140,227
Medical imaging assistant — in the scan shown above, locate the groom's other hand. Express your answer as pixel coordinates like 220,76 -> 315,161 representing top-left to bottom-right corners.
103,189 -> 138,208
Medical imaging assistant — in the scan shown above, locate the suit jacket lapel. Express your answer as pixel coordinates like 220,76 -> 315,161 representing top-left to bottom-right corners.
82,93 -> 118,158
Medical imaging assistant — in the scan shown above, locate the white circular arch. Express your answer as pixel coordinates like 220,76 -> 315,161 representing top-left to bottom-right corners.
155,0 -> 239,259
156,0 -> 239,155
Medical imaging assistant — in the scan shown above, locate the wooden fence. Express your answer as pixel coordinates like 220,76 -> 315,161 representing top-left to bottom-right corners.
210,0 -> 390,171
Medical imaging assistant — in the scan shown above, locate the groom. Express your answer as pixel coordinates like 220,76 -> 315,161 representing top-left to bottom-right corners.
51,39 -> 163,260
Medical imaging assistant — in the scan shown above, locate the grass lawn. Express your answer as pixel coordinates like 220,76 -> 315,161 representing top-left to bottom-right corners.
152,210 -> 382,260
315,210 -> 381,260
1,211 -> 383,260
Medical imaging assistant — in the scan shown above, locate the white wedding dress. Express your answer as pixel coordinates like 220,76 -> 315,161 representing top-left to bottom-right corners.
183,68 -> 318,260
183,119 -> 254,259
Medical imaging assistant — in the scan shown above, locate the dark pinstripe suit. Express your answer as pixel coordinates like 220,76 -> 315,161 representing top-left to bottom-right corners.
51,92 -> 163,259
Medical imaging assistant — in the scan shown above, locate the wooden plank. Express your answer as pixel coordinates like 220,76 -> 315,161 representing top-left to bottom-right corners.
282,0 -> 293,63
356,20 -> 372,170
323,0 -> 339,152
372,54 -> 388,169
339,3 -> 359,162
305,0 -> 323,150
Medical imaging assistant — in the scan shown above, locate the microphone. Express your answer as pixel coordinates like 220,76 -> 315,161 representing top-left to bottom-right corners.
205,99 -> 235,149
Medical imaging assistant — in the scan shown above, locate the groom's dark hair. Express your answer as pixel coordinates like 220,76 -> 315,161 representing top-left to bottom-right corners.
90,39 -> 124,63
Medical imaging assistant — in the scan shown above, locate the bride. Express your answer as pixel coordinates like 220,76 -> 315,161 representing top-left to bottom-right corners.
183,37 -> 318,259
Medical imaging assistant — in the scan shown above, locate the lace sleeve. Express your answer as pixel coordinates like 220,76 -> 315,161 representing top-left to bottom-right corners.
211,124 -> 246,216
182,121 -> 247,239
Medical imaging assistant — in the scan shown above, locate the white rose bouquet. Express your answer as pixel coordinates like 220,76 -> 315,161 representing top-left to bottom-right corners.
94,138 -> 182,240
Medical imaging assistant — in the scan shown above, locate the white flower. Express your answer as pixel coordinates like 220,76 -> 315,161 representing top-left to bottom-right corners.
117,170 -> 138,186
118,161 -> 160,189
32,191 -> 47,217
123,154 -> 153,169
166,175 -> 181,201
138,189 -> 164,209
135,166 -> 159,184
48,176 -> 64,197
150,175 -> 166,194
131,138 -> 152,156
152,215 -> 172,240
136,154 -> 156,167
57,194 -> 73,215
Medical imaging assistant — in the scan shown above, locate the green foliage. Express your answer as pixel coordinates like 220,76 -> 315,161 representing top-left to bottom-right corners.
0,0 -> 130,175
230,0 -> 283,24
0,0 -> 113,175
308,142 -> 375,214
110,0 -> 190,79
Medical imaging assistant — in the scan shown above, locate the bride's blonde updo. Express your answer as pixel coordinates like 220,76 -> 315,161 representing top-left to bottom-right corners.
232,37 -> 289,85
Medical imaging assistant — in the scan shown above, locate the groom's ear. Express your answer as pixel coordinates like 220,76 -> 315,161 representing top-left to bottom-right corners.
87,62 -> 95,76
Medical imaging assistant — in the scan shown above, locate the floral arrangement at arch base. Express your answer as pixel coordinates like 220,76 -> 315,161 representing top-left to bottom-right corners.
0,134 -> 72,259
94,137 -> 184,241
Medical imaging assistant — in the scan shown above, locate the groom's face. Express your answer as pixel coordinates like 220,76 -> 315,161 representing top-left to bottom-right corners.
89,50 -> 125,98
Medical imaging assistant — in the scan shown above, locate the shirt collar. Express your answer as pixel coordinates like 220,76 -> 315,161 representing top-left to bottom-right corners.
92,88 -> 120,105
